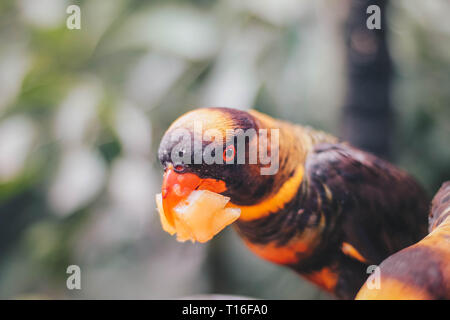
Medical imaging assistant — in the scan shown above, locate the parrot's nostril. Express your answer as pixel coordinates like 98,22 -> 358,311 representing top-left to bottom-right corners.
174,164 -> 185,172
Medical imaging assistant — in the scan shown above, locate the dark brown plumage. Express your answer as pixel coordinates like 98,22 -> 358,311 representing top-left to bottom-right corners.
157,107 -> 429,299
235,143 -> 428,298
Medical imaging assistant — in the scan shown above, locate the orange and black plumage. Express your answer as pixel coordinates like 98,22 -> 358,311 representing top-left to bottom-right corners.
356,182 -> 450,300
158,107 -> 429,299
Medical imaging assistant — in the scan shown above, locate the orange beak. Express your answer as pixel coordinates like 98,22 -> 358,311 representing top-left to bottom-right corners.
161,164 -> 227,227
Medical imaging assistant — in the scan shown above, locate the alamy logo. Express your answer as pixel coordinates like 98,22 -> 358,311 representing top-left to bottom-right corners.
366,265 -> 381,290
168,122 -> 280,175
66,5 -> 81,30
66,265 -> 81,290
366,5 -> 381,30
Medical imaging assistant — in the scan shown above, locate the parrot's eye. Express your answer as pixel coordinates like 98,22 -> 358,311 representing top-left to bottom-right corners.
223,145 -> 236,162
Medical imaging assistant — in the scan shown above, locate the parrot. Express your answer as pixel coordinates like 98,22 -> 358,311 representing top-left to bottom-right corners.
157,107 -> 429,299
356,181 -> 450,299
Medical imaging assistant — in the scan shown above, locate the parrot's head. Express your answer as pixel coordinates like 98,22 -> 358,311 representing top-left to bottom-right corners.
157,107 -> 299,241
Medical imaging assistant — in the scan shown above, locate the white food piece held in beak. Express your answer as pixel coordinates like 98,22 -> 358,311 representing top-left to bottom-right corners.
155,190 -> 241,243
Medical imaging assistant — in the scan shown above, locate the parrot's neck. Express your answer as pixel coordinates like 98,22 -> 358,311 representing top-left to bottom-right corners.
233,171 -> 324,264
231,165 -> 305,221
232,119 -> 349,296
232,115 -> 338,222
232,122 -> 332,262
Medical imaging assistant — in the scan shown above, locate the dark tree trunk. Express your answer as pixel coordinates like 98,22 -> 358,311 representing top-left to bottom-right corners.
341,0 -> 393,159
